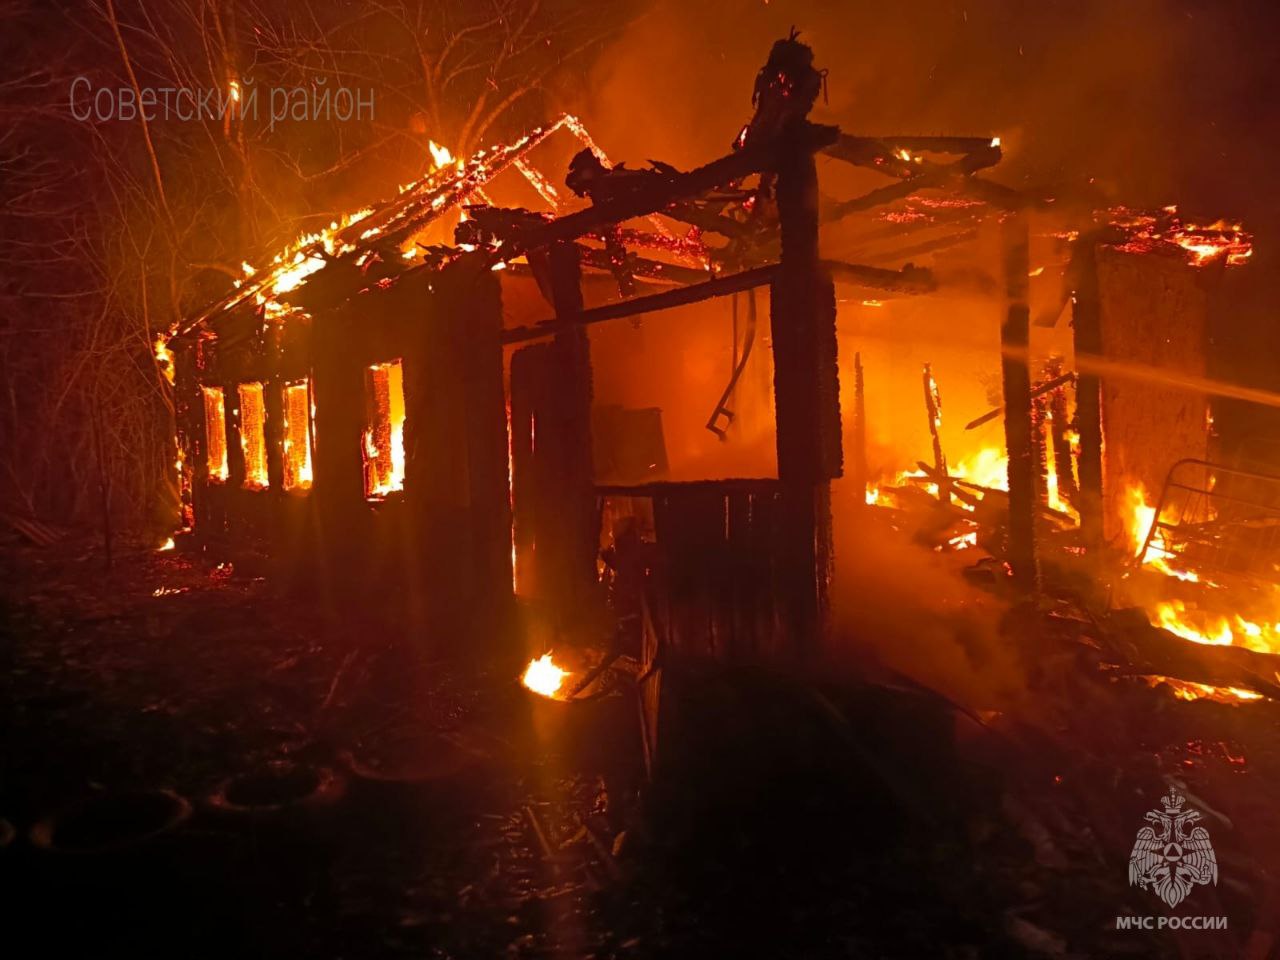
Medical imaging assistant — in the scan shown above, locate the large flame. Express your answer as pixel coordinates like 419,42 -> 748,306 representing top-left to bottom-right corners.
522,653 -> 568,699
1123,480 -> 1276,702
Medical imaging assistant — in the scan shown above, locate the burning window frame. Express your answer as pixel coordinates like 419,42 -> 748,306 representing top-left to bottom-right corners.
281,378 -> 314,493
201,386 -> 229,483
362,359 -> 406,500
236,381 -> 270,491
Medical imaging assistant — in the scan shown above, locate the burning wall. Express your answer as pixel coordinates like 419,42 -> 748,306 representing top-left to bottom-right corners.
1097,246 -> 1210,541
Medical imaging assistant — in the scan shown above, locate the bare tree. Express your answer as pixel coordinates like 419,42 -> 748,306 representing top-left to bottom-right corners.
0,0 -> 634,537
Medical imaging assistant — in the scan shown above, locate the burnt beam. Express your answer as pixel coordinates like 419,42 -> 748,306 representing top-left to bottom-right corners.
501,123 -> 839,256
1000,212 -> 1039,593
502,264 -> 779,345
1072,235 -> 1105,549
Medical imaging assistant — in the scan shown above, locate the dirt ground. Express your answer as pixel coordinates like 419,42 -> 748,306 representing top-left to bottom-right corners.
2,535 -> 1277,958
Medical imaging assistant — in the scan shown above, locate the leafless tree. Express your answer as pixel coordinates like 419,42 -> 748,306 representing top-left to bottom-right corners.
0,0 -> 634,538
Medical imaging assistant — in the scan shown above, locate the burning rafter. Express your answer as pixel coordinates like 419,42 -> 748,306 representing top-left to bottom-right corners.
175,113 -> 609,338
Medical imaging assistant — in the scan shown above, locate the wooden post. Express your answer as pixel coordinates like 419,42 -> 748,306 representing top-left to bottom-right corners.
1072,236 -> 1104,549
772,126 -> 841,656
923,362 -> 950,504
852,352 -> 868,505
424,260 -> 514,643
1000,212 -> 1038,593
545,240 -> 597,623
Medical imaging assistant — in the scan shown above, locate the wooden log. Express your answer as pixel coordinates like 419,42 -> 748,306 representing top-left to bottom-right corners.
1107,609 -> 1280,700
1000,212 -> 1039,593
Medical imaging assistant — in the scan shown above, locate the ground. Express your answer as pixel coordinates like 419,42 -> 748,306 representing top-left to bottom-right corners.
1,535 -> 1277,958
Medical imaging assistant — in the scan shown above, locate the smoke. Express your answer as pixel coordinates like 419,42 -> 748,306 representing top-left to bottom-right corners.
581,0 -> 1278,219
824,483 -> 1031,712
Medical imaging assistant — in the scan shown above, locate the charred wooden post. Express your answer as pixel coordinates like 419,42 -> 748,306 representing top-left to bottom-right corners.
1072,235 -> 1105,549
510,242 -> 597,623
923,363 -> 950,505
1000,212 -> 1039,593
772,127 -> 842,656
852,352 -> 868,506
1044,358 -> 1078,507
415,260 -> 514,634
1031,389 -> 1049,508
549,241 -> 597,621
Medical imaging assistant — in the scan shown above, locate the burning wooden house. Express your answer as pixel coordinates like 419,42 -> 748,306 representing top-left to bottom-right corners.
162,34 -> 1263,708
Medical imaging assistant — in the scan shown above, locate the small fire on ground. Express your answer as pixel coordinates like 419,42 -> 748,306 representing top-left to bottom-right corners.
522,653 -> 569,699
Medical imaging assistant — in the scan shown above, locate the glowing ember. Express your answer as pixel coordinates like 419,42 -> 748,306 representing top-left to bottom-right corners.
157,537 -> 175,552
522,653 -> 568,699
1145,676 -> 1262,704
1107,205 -> 1252,267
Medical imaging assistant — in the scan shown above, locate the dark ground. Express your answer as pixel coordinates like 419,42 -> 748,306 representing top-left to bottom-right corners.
2,536 -> 1278,958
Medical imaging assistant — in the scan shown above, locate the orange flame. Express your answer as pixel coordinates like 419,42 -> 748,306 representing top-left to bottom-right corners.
522,653 -> 568,699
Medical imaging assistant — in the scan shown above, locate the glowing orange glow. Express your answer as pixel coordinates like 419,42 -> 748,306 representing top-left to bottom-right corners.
522,653 -> 568,699
154,336 -> 175,385
1108,206 -> 1253,267
363,360 -> 406,499
237,382 -> 269,490
1145,676 -> 1262,704
202,386 -> 229,482
157,537 -> 175,552
282,380 -> 313,491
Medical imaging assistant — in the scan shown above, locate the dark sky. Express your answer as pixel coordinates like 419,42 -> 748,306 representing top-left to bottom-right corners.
583,0 -> 1280,221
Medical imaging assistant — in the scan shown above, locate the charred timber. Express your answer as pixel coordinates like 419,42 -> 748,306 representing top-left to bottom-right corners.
502,264 -> 777,345
824,146 -> 1001,223
1000,212 -> 1039,593
1071,235 -> 1105,549
575,245 -> 710,287
823,260 -> 936,294
1108,609 -> 1280,700
824,134 -> 1001,181
495,123 -> 839,257
964,371 -> 1077,430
